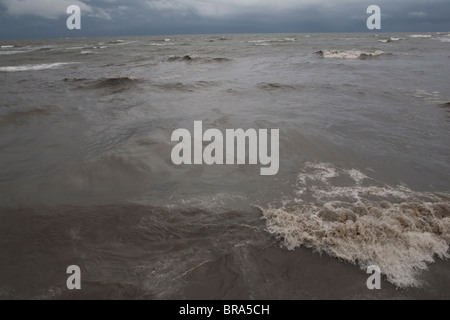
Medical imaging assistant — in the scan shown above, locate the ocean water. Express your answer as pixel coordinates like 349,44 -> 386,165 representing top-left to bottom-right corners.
0,33 -> 449,299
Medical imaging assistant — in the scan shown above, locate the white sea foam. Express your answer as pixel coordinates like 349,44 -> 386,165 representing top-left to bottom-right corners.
0,51 -> 25,55
249,40 -> 270,43
0,63 -> 75,72
248,38 -> 296,44
317,50 -> 384,59
409,35 -> 432,38
67,46 -> 85,50
262,162 -> 450,288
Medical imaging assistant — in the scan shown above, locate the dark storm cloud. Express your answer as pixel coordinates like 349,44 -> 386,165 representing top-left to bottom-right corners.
0,0 -> 449,39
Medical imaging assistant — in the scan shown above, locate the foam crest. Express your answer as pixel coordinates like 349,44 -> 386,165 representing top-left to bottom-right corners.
316,50 -> 384,59
0,63 -> 74,72
262,162 -> 450,288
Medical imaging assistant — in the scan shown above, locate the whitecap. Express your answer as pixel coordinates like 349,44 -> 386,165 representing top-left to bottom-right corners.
0,51 -> 26,55
409,35 -> 432,38
316,50 -> 384,59
66,46 -> 86,50
0,62 -> 75,72
261,162 -> 450,289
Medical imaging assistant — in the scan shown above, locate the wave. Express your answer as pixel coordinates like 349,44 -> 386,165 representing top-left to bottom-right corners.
206,37 -> 229,42
378,37 -> 404,43
440,102 -> 450,113
166,54 -> 231,63
261,162 -> 449,288
0,63 -> 75,72
148,43 -> 174,46
107,39 -> 125,44
0,106 -> 59,125
257,82 -> 302,91
248,38 -> 296,44
0,50 -> 27,55
63,77 -> 139,92
106,40 -> 139,46
409,35 -> 432,38
316,50 -> 385,59
154,81 -> 219,92
167,54 -> 198,62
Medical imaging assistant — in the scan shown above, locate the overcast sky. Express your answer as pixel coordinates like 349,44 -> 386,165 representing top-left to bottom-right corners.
1,0 -> 449,39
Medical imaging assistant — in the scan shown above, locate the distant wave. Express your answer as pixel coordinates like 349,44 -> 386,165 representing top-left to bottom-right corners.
63,77 -> 139,92
248,38 -> 296,44
154,81 -> 219,92
440,102 -> 450,113
378,37 -> 404,43
0,63 -> 75,72
0,50 -> 26,55
257,82 -> 303,91
166,54 -> 231,63
107,39 -> 125,44
0,45 -> 29,55
148,43 -> 174,46
247,38 -> 296,46
261,162 -> 450,289
316,50 -> 385,59
409,35 -> 432,38
106,39 -> 139,46
206,37 -> 229,42
167,54 -> 198,62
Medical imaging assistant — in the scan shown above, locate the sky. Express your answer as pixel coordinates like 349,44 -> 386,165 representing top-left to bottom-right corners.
1,0 -> 450,39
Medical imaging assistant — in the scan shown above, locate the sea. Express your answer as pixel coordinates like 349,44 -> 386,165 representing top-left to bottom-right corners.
0,33 -> 449,299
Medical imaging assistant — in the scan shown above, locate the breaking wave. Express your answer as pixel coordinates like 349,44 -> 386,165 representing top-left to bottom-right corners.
261,162 -> 450,288
316,50 -> 385,59
0,63 -> 75,72
409,35 -> 432,38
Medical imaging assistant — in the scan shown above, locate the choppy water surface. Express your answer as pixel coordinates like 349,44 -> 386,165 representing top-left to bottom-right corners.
0,33 -> 449,299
